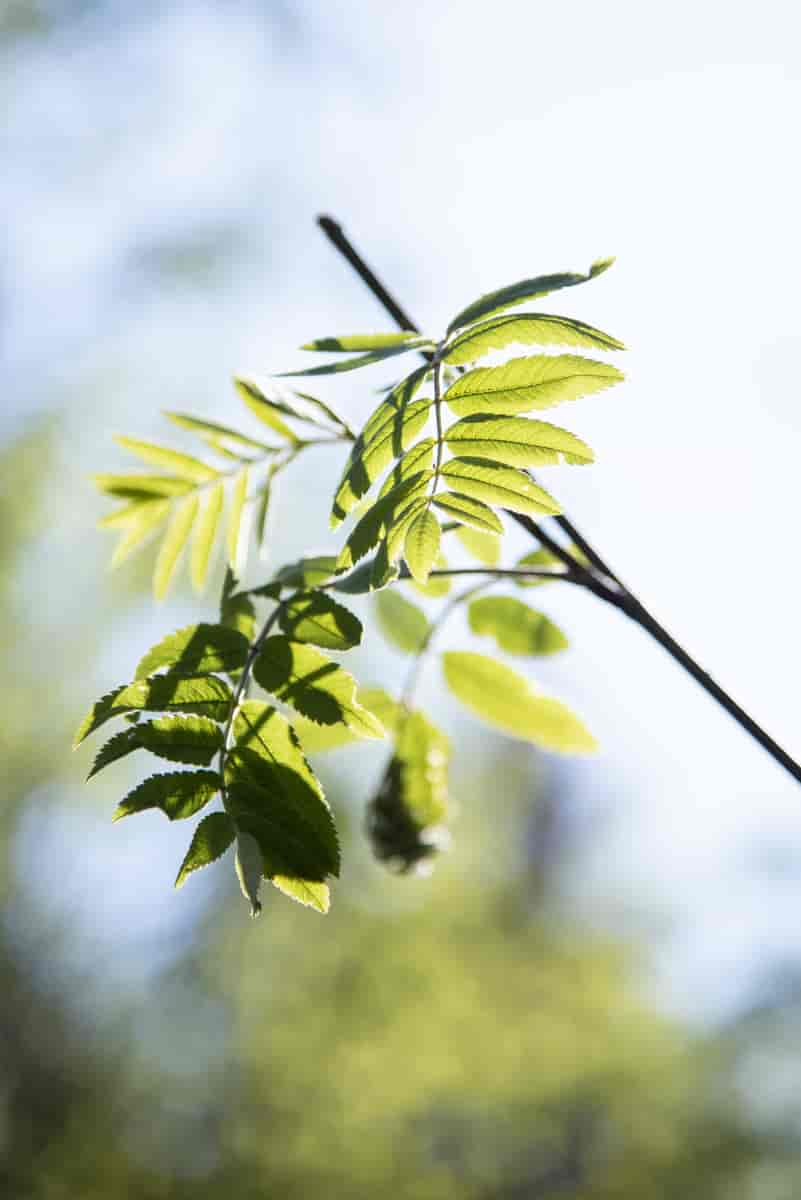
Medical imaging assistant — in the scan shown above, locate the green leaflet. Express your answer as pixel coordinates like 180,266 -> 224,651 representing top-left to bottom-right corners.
221,589 -> 257,641
468,596 -> 569,656
164,410 -> 275,454
292,390 -> 353,436
335,471 -> 433,572
174,812 -> 236,889
375,589 -> 430,654
191,482 -> 224,591
331,368 -> 430,524
454,526 -> 501,565
233,378 -> 299,443
135,622 -> 250,679
278,591 -> 362,650
376,437 -> 436,501
94,474 -> 194,499
445,312 -> 626,366
442,651 -> 597,753
441,458 -> 561,517
253,478 -> 271,553
235,831 -> 265,916
443,354 -> 625,417
114,436 -> 220,484
153,494 -> 198,600
252,637 -> 385,739
444,416 -> 594,468
366,710 -> 450,873
112,769 -> 221,822
291,688 -> 399,753
74,675 -> 233,745
432,492 -> 503,534
231,700 -> 339,871
88,715 -> 223,778
281,343 -> 426,377
446,258 -> 616,334
301,332 -> 431,352
404,509 -> 440,584
274,555 -> 339,589
409,552 -> 452,597
227,466 -> 249,570
513,546 -> 569,586
110,500 -> 170,568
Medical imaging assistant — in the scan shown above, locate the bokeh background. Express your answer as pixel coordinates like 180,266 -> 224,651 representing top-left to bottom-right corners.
3,1 -> 801,1195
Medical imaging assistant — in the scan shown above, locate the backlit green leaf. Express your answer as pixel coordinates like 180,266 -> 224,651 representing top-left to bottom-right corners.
74,675 -> 233,745
301,332 -> 431,352
377,437 -> 436,501
233,378 -> 299,443
291,688 -> 399,752
513,546 -> 569,586
445,416 -> 594,467
164,411 -> 274,454
446,258 -> 615,334
444,354 -> 624,416
445,313 -> 625,366
94,474 -> 194,499
226,466 -> 249,570
235,831 -> 264,916
114,436 -> 219,484
404,508 -> 440,584
335,471 -> 433,572
375,589 -> 430,654
441,458 -> 561,517
432,492 -> 503,534
153,494 -> 199,600
253,636 -> 385,738
110,500 -> 171,568
454,526 -> 501,565
409,551 -> 452,597
112,769 -> 220,822
279,591 -> 363,650
442,651 -> 596,753
88,715 -> 222,778
274,555 -> 339,589
468,596 -> 569,656
190,481 -> 224,591
281,344 -> 425,377
135,622 -> 250,679
174,812 -> 236,889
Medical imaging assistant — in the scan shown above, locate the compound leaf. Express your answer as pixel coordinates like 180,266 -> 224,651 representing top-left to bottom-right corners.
174,812 -> 236,889
442,651 -> 596,753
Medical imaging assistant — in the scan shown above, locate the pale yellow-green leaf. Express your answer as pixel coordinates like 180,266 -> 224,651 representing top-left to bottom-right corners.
445,313 -> 625,366
375,589 -> 430,654
114,436 -> 219,483
454,525 -> 501,565
445,416 -> 594,468
153,494 -> 198,600
432,492 -> 503,534
446,259 -> 616,334
468,596 -> 569,656
444,354 -> 624,417
227,466 -> 249,570
110,500 -> 170,567
191,481 -> 224,592
234,378 -> 299,443
441,459 -> 561,517
291,688 -> 399,753
404,509 -> 440,584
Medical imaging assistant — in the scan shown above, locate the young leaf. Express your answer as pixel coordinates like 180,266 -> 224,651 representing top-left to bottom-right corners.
445,313 -> 626,366
446,259 -> 616,334
291,688 -> 399,753
112,770 -> 221,822
281,344 -> 425,377
404,509 -> 441,584
135,623 -> 250,679
442,651 -> 596,753
110,500 -> 171,568
74,675 -> 233,745
454,526 -> 501,565
233,378 -> 299,443
114,436 -> 219,484
174,811 -> 236,889
153,494 -> 199,600
366,711 -> 450,874
278,591 -> 363,650
432,492 -> 503,534
375,589 -> 430,654
252,637 -> 385,738
468,596 -> 569,656
235,831 -> 264,917
164,411 -> 274,454
191,482 -> 224,591
226,466 -> 249,570
441,458 -> 561,517
443,354 -> 625,417
300,332 -> 431,352
444,416 -> 594,467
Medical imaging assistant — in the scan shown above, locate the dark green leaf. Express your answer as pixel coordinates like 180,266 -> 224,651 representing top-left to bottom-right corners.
174,812 -> 236,889
74,675 -> 233,745
221,590 -> 257,641
88,715 -> 222,778
279,591 -> 362,650
252,637 -> 385,738
112,770 -> 221,822
135,623 -> 250,679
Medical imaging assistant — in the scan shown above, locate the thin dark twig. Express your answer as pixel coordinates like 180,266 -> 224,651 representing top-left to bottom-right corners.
317,213 -> 801,786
